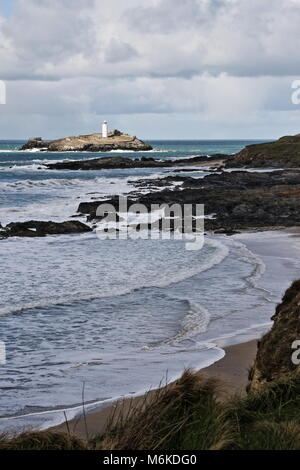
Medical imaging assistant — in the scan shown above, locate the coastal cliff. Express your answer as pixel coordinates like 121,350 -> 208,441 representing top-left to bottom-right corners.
20,130 -> 153,152
226,134 -> 300,168
248,280 -> 300,392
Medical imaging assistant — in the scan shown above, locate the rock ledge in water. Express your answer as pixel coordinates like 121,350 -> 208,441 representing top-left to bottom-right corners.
1,220 -> 92,238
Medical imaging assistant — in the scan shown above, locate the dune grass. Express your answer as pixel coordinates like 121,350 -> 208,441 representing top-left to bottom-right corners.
92,370 -> 300,451
0,431 -> 87,450
92,371 -> 232,451
1,370 -> 299,451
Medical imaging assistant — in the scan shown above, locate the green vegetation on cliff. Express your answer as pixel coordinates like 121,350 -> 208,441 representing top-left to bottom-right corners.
227,134 -> 300,168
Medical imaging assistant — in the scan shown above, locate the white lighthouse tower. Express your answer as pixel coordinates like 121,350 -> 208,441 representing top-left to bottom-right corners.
102,120 -> 108,138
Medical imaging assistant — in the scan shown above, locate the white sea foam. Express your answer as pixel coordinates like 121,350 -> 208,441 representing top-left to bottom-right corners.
147,302 -> 211,350
226,238 -> 266,288
0,175 -> 137,225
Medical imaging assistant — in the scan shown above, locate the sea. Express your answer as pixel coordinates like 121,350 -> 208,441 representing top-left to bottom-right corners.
0,139 -> 300,432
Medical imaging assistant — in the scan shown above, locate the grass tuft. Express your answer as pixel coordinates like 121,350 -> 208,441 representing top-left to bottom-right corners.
0,431 -> 87,451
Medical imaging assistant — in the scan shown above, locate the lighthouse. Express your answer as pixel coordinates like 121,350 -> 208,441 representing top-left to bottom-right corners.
102,120 -> 108,138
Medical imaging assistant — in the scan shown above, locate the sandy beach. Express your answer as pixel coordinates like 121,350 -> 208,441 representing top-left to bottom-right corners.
53,339 -> 258,439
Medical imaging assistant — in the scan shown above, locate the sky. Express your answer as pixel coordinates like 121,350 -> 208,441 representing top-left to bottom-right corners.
0,0 -> 300,139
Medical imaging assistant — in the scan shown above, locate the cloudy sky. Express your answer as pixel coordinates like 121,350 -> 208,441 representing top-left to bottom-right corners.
0,0 -> 300,139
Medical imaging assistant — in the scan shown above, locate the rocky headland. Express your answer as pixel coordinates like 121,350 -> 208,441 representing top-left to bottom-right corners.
20,130 -> 153,153
226,134 -> 300,168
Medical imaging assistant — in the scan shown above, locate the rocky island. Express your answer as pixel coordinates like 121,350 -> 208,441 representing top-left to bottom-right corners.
20,129 -> 153,152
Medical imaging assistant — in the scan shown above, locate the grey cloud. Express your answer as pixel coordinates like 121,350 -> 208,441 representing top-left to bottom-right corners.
0,0 -> 95,79
1,0 -> 300,81
104,39 -> 138,63
125,0 -> 226,34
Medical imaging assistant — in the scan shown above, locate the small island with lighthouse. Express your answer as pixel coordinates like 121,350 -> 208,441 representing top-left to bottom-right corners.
20,121 -> 153,152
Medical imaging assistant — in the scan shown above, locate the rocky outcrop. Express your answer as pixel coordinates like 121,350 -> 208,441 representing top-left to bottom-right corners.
20,131 -> 153,152
46,154 -> 229,171
1,220 -> 92,238
226,134 -> 300,168
248,280 -> 300,392
20,138 -> 52,151
77,169 -> 300,231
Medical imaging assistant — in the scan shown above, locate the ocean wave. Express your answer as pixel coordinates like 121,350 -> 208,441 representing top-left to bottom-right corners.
0,177 -> 107,190
221,236 -> 268,292
144,301 -> 211,350
238,243 -> 266,288
0,163 -> 48,172
0,236 -> 229,318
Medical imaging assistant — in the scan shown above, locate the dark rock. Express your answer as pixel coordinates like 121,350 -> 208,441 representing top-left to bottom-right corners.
2,220 -> 92,238
46,154 -> 231,171
20,137 -> 52,151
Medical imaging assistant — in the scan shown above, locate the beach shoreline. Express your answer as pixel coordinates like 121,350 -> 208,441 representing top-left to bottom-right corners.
52,339 -> 258,439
